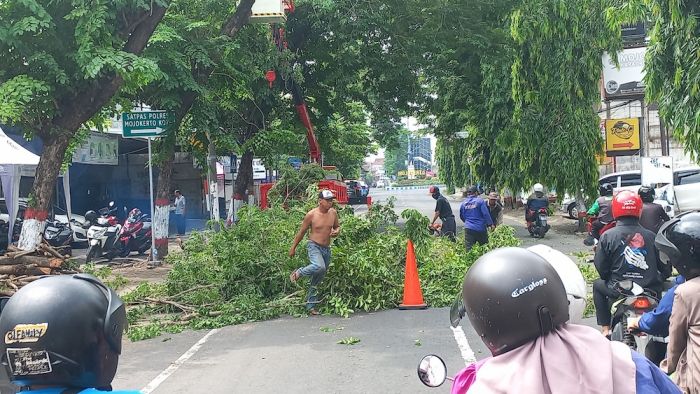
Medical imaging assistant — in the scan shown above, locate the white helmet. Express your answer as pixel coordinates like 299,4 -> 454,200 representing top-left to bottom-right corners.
533,183 -> 544,193
527,244 -> 587,323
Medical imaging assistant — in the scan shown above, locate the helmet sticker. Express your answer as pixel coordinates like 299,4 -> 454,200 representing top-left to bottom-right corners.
6,348 -> 52,376
511,278 -> 548,298
5,323 -> 48,344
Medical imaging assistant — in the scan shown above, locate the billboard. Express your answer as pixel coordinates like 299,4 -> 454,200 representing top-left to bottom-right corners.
602,47 -> 646,99
605,118 -> 641,156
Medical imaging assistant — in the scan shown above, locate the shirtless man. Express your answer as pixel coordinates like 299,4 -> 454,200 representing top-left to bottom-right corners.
289,189 -> 341,314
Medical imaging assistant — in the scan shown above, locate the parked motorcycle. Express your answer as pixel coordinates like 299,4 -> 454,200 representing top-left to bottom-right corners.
609,280 -> 659,355
85,202 -> 122,263
526,207 -> 550,238
117,208 -> 152,257
43,220 -> 73,255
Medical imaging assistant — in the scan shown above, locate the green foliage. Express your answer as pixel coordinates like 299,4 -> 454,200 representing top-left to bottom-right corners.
122,196 -> 520,340
81,263 -> 128,291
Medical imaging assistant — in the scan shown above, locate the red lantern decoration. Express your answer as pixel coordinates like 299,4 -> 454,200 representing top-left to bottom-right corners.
265,70 -> 276,88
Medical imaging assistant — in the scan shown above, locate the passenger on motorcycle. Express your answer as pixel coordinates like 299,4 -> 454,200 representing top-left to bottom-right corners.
0,274 -> 140,393
654,211 -> 700,393
524,183 -> 548,222
593,190 -> 671,338
449,247 -> 679,394
638,186 -> 670,234
586,183 -> 614,243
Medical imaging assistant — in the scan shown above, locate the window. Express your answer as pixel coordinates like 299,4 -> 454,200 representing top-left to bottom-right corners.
620,174 -> 642,187
677,170 -> 700,185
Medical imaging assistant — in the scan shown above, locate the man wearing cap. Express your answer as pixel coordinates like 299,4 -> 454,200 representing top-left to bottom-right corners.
487,192 -> 503,226
429,186 -> 456,241
460,185 -> 494,251
289,189 -> 341,315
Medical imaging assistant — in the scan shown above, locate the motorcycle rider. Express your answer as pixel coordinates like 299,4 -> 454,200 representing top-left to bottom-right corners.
584,182 -> 615,245
593,190 -> 670,337
449,247 -> 679,394
654,211 -> 700,392
524,183 -> 549,223
0,274 -> 139,393
428,186 -> 456,241
639,186 -> 670,233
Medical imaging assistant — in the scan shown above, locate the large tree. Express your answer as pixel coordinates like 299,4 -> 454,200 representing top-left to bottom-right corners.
0,0 -> 255,251
129,0 -> 255,257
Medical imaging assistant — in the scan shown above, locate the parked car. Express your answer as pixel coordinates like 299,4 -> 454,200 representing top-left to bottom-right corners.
656,166 -> 700,216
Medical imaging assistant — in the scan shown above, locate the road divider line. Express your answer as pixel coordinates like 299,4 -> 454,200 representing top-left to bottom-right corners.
141,328 -> 220,393
451,326 -> 476,366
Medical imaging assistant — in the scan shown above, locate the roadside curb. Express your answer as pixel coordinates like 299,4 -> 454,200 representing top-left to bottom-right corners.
385,184 -> 445,191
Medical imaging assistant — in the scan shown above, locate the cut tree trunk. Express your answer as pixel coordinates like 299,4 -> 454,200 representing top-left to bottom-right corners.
0,256 -> 63,269
0,264 -> 52,276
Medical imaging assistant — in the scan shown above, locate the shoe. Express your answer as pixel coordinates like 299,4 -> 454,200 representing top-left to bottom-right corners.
308,309 -> 320,316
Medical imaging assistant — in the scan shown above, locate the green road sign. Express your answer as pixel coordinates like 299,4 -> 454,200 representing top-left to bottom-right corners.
122,111 -> 175,137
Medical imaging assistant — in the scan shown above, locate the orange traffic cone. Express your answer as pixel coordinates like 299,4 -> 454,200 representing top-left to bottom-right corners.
399,239 -> 427,310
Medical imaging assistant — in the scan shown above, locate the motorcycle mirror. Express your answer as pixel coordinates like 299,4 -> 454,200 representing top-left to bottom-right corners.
450,291 -> 466,328
417,355 -> 448,388
109,201 -> 115,208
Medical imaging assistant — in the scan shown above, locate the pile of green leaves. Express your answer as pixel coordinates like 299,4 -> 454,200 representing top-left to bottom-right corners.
123,198 -> 520,340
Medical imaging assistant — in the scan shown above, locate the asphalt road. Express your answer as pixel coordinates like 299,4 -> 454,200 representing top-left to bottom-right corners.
0,189 -> 595,393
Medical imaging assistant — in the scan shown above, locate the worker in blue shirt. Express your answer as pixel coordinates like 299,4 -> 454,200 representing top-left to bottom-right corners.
0,274 -> 141,394
459,185 -> 494,251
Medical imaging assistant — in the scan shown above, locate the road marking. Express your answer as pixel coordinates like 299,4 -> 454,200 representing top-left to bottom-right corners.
451,326 -> 476,365
141,328 -> 220,393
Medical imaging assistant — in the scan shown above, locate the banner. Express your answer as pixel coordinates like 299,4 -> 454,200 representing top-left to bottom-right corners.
72,133 -> 119,165
641,156 -> 673,186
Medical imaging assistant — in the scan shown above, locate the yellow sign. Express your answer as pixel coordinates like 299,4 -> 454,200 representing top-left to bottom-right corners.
605,118 -> 640,153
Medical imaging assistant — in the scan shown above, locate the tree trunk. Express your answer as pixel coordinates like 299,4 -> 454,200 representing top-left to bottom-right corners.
154,131 -> 176,259
232,150 -> 254,221
17,133 -> 72,251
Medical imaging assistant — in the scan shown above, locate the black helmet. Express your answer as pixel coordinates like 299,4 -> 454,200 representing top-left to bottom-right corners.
461,247 -> 569,356
638,186 -> 655,203
84,210 -> 98,223
655,211 -> 700,279
599,183 -> 613,197
0,274 -> 127,389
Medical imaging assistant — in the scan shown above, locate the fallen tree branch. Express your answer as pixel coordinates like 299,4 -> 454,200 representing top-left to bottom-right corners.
144,297 -> 195,312
168,284 -> 217,300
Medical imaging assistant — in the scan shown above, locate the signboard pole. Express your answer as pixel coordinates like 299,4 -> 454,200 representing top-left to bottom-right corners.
148,137 -> 158,263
